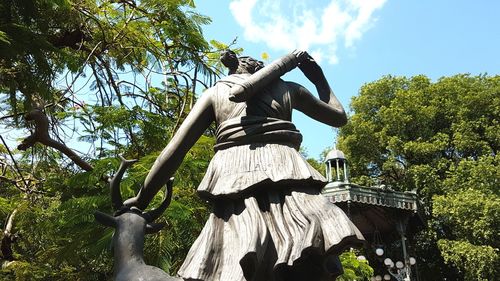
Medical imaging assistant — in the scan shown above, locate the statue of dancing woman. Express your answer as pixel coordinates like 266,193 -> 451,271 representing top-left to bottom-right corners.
125,50 -> 364,281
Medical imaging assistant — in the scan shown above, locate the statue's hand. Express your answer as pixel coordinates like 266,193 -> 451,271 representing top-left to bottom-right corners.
292,49 -> 309,62
297,54 -> 324,85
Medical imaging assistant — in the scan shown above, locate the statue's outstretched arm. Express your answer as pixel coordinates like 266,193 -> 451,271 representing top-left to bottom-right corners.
229,50 -> 307,102
291,54 -> 347,127
127,91 -> 215,210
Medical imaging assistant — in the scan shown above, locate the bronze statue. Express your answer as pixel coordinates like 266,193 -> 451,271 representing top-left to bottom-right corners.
123,50 -> 364,281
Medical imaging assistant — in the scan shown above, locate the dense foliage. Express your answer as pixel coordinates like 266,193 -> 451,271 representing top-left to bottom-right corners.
338,74 -> 499,280
337,251 -> 374,281
0,0 -> 220,279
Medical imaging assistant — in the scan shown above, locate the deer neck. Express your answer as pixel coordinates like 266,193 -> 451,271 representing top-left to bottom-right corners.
113,223 -> 146,269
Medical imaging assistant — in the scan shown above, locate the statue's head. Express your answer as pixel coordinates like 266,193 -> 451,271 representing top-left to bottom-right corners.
220,49 -> 264,75
220,49 -> 238,73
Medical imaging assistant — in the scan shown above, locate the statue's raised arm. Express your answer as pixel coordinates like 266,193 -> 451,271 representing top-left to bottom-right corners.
292,52 -> 348,127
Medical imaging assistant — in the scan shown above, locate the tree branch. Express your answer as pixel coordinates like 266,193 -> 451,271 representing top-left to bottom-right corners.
17,110 -> 93,171
1,209 -> 18,261
0,136 -> 29,190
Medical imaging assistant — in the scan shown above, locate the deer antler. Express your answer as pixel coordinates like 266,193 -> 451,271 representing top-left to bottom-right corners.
110,155 -> 138,211
143,178 -> 174,222
94,155 -> 137,227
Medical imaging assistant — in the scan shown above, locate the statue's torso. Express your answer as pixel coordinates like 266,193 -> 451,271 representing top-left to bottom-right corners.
212,74 -> 292,125
196,74 -> 326,200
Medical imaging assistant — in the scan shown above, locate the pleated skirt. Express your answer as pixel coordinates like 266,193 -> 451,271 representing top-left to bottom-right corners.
196,143 -> 327,199
177,186 -> 365,281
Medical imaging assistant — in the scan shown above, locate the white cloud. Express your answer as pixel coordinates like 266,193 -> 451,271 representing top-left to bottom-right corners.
229,0 -> 387,64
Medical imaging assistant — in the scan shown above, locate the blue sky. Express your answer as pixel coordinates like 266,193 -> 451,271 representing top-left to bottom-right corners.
195,0 -> 500,159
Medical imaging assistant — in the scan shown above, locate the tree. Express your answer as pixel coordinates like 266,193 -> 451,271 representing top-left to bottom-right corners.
338,74 -> 499,280
337,251 -> 374,281
0,0 -> 225,279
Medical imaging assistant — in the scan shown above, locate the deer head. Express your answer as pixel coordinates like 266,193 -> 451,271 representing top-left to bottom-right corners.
94,155 -> 173,234
93,156 -> 179,281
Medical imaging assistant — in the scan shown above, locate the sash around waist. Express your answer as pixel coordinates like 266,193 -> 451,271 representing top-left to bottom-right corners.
214,116 -> 302,151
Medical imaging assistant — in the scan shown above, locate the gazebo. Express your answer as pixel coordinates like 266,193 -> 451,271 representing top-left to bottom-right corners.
322,148 -> 424,281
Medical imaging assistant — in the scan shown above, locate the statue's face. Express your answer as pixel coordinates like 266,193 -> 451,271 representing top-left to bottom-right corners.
220,50 -> 238,71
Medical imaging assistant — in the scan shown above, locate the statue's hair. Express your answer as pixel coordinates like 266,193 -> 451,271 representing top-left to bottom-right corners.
236,56 -> 264,74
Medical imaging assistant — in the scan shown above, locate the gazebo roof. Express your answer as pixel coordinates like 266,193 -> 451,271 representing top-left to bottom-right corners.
324,149 -> 346,161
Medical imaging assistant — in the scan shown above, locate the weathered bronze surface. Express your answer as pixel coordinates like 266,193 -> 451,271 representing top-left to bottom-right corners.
112,50 -> 364,280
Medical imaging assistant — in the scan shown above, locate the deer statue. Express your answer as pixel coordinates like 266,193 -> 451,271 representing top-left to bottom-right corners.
94,156 -> 181,281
